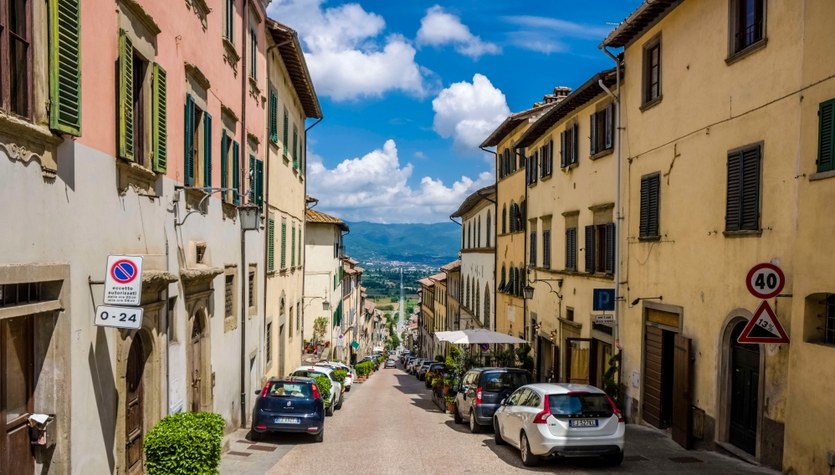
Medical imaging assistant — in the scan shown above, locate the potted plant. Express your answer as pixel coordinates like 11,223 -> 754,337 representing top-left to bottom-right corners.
444,393 -> 456,414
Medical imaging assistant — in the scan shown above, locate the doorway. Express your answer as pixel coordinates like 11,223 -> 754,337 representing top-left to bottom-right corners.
191,314 -> 206,412
729,322 -> 759,455
125,336 -> 146,474
643,325 -> 676,429
1,316 -> 34,475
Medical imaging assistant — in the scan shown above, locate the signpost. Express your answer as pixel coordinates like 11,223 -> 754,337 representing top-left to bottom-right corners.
97,255 -> 144,330
738,262 -> 789,344
745,262 -> 785,299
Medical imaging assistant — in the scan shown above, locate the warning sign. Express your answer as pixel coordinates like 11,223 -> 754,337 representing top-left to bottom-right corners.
103,255 -> 143,306
737,301 -> 789,344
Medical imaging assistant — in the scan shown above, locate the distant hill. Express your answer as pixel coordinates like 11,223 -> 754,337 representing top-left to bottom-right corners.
343,221 -> 460,268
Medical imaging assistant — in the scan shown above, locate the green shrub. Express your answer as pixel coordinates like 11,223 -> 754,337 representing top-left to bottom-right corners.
356,361 -> 373,376
313,375 -> 332,400
144,411 -> 224,475
332,369 -> 347,383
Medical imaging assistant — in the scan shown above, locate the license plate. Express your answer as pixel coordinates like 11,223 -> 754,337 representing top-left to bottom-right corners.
275,417 -> 300,424
569,419 -> 598,428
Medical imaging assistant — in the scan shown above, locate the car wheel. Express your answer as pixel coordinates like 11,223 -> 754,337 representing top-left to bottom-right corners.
453,403 -> 463,424
604,450 -> 624,466
313,428 -> 324,443
326,400 -> 335,416
469,410 -> 481,433
249,430 -> 263,442
520,432 -> 540,467
493,418 -> 506,445
335,396 -> 343,410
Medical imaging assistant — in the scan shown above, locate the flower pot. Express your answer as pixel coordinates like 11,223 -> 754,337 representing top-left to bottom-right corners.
446,402 -> 455,413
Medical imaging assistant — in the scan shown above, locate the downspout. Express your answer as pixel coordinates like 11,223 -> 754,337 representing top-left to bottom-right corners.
240,0 -> 249,429
600,45 -> 623,397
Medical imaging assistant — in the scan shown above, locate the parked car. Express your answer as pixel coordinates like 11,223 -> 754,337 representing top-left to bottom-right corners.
315,361 -> 354,392
453,367 -> 532,433
289,365 -> 343,415
423,363 -> 446,388
416,360 -> 437,380
493,383 -> 625,467
250,376 -> 325,442
385,358 -> 396,368
407,357 -> 424,374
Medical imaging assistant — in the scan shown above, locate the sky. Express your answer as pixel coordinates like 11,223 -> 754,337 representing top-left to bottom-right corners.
265,0 -> 644,224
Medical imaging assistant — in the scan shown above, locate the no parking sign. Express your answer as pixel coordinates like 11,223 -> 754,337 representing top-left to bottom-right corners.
103,255 -> 143,306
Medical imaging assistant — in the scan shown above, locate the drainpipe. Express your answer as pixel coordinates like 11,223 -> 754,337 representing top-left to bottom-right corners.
240,0 -> 249,429
600,45 -> 623,396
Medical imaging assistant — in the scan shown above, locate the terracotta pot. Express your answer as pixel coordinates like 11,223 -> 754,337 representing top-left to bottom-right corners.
446,402 -> 455,413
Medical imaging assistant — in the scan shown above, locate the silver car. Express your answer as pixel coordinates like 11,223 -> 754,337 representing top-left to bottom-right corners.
493,383 -> 625,467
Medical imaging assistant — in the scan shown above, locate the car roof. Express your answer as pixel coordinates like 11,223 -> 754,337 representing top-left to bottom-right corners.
469,367 -> 531,373
523,383 -> 607,395
291,365 -> 334,374
268,376 -> 315,384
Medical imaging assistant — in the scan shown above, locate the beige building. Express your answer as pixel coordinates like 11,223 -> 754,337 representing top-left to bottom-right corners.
516,70 -> 619,389
263,20 -> 322,380
418,276 -> 436,358
441,260 -> 462,331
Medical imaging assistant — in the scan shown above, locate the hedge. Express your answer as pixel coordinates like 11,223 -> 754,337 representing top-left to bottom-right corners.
332,369 -> 347,383
314,374 -> 332,400
144,411 -> 224,475
355,361 -> 373,377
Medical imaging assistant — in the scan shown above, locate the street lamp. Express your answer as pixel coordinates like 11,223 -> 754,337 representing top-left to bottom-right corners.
238,203 -> 260,428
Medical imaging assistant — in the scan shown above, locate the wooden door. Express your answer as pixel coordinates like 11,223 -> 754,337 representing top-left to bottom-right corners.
642,325 -> 663,428
672,334 -> 692,449
566,339 -> 591,384
730,323 -> 759,455
125,337 -> 145,474
1,316 -> 34,475
191,316 -> 204,413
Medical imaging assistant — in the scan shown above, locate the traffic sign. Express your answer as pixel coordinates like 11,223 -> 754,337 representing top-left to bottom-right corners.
746,263 -> 785,299
593,314 -> 615,325
104,255 -> 143,306
94,305 -> 144,330
593,289 -> 615,311
737,301 -> 789,344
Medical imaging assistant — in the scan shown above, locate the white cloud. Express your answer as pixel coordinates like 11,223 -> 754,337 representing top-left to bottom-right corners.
307,140 -> 493,223
417,5 -> 499,59
432,74 -> 510,151
267,0 -> 430,101
502,15 -> 611,54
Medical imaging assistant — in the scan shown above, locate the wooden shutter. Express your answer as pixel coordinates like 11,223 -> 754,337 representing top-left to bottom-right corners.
49,0 -> 81,136
267,216 -> 275,272
589,113 -> 597,155
605,103 -> 614,150
248,155 -> 255,204
585,225 -> 595,273
152,64 -> 167,173
572,123 -> 579,165
220,133 -> 228,191
256,159 -> 264,206
291,223 -> 296,267
604,223 -> 616,274
281,220 -> 287,268
293,125 -> 299,169
566,227 -> 577,271
725,150 -> 742,231
530,232 -> 537,267
232,141 -> 240,204
184,95 -> 195,185
740,146 -> 761,231
640,174 -> 660,238
203,112 -> 212,186
283,107 -> 289,156
269,90 -> 278,143
118,30 -> 134,161
672,334 -> 693,449
560,130 -> 567,168
818,100 -> 835,172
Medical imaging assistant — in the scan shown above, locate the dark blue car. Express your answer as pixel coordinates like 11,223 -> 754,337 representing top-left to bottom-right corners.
251,376 -> 325,442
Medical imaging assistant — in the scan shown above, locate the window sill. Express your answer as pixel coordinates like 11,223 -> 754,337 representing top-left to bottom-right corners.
527,181 -> 538,187
640,95 -> 663,112
590,148 -> 614,161
725,38 -> 767,66
0,113 -> 62,178
723,229 -> 762,238
638,235 -> 661,242
809,169 -> 835,182
117,159 -> 159,196
540,173 -> 553,181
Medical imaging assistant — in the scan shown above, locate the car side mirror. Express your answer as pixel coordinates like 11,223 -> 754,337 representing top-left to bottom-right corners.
254,390 -> 262,395
500,398 -> 508,406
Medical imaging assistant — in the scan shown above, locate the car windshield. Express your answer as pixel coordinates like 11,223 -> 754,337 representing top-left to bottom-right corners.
266,382 -> 312,398
292,370 -> 327,380
548,393 -> 613,418
481,372 -> 530,392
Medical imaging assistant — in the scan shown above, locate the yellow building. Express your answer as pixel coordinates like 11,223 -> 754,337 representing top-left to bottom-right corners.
601,0 -> 808,469
418,277 -> 436,358
516,71 -> 620,388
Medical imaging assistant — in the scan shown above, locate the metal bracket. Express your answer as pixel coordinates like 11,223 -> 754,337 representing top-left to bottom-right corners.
174,186 -> 238,227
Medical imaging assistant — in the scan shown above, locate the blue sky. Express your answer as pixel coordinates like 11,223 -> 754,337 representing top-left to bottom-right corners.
266,0 -> 643,223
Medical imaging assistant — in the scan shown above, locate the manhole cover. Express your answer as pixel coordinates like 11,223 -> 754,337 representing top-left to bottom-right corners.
669,456 -> 703,463
624,455 -> 648,462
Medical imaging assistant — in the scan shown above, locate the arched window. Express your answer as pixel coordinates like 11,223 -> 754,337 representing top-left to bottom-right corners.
477,216 -> 482,248
486,211 -> 492,247
509,201 -> 517,232
484,286 -> 491,326
465,277 -> 470,309
500,265 -> 506,292
517,267 -> 524,297
475,285 -> 481,322
502,205 -> 507,234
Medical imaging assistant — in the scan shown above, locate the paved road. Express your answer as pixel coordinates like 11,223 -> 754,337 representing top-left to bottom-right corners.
221,364 -> 779,474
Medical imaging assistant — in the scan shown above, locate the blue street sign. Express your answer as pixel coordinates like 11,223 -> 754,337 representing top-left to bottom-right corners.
593,289 -> 615,311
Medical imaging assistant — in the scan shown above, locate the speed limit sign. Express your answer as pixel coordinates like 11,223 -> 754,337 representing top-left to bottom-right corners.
746,263 -> 785,299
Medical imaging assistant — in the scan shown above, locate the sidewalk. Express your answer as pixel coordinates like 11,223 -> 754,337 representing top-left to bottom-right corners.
218,428 -> 297,475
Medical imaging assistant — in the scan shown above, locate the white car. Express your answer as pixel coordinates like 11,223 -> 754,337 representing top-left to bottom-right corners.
493,383 -> 625,467
289,366 -> 343,416
315,361 -> 354,392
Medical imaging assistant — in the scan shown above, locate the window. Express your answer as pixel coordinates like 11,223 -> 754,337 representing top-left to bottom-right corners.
499,266 -> 506,293
225,275 -> 234,318
248,155 -> 263,206
281,218 -> 287,269
540,140 -> 553,178
223,0 -> 234,40
527,151 -> 539,185
49,0 -> 82,135
560,124 -> 579,168
643,37 -> 661,105
725,144 -> 761,232
248,270 -> 255,307
283,106 -> 289,157
249,28 -> 257,79
542,229 -> 551,269
486,211 -> 491,247
731,0 -> 765,55
120,29 -> 167,172
518,148 -> 526,169
292,124 -> 299,170
826,295 -> 835,345
477,216 -> 481,247
1,0 -> 32,118
585,223 -> 616,274
267,215 -> 275,272
817,99 -> 835,173
565,227 -> 577,271
529,230 -> 537,267
184,94 -> 211,186
220,132 -> 240,203
291,223 -> 296,268
269,89 -> 278,143
640,173 -> 660,239
590,104 -> 615,156
265,321 -> 272,365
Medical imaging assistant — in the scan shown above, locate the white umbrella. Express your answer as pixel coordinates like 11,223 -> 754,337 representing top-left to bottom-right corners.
449,329 -> 527,345
434,330 -> 465,343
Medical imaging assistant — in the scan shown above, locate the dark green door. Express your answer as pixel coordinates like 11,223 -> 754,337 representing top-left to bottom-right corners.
730,322 -> 759,455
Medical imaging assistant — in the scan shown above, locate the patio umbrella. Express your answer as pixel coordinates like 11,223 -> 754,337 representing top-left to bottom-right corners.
434,330 -> 465,343
449,329 -> 527,345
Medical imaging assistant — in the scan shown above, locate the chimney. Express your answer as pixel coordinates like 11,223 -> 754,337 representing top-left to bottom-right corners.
537,86 -> 572,106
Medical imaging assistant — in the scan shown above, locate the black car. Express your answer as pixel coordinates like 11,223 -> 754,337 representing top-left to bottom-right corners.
453,367 -> 532,433
251,377 -> 325,442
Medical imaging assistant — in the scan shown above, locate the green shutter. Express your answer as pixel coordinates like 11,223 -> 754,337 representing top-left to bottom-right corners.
49,0 -> 81,136
152,64 -> 167,173
818,99 -> 835,172
291,223 -> 296,267
283,107 -> 289,156
281,221 -> 287,269
267,217 -> 275,272
220,132 -> 228,191
232,141 -> 240,204
184,95 -> 195,185
256,159 -> 264,206
293,125 -> 298,169
249,155 -> 256,204
118,30 -> 134,161
203,112 -> 212,186
269,90 -> 278,143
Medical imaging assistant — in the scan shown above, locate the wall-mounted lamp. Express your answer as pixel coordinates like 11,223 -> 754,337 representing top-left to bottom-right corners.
631,296 -> 663,306
523,273 -> 563,300
239,204 -> 261,231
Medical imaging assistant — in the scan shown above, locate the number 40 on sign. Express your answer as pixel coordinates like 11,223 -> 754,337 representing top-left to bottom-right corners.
95,305 -> 144,330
